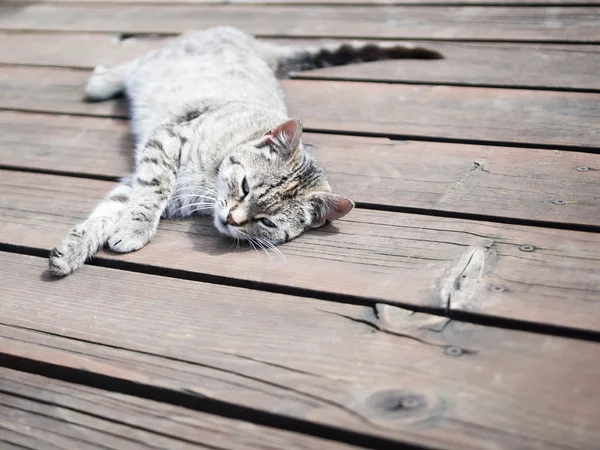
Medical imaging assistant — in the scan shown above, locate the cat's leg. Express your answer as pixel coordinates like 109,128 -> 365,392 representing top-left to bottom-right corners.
106,127 -> 182,253
49,178 -> 134,276
84,59 -> 138,101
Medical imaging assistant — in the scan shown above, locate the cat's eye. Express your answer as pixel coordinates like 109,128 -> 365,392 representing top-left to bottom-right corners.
241,177 -> 250,198
259,217 -> 277,228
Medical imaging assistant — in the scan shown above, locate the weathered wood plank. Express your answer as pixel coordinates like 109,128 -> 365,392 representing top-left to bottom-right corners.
0,31 -> 163,69
2,111 -> 599,227
2,32 -> 599,91
1,4 -> 598,42
295,42 -> 600,91
0,367 -> 355,450
283,80 -> 600,150
8,0 -> 597,5
1,66 -> 599,149
0,171 -> 599,332
2,253 -> 600,449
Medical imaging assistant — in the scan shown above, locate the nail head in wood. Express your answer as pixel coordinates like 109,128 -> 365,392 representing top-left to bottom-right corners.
519,244 -> 535,252
489,284 -> 506,293
444,346 -> 464,357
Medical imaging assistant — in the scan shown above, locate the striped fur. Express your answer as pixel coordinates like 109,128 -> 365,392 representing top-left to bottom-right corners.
262,41 -> 443,76
49,27 -> 442,276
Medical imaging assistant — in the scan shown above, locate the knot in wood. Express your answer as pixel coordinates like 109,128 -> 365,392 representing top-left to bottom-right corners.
552,199 -> 566,205
575,167 -> 589,172
367,389 -> 426,419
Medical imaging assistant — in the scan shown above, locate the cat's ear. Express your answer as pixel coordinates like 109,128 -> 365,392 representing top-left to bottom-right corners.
264,118 -> 303,157
308,192 -> 355,229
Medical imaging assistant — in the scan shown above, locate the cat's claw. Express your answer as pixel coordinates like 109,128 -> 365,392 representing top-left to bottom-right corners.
106,211 -> 155,253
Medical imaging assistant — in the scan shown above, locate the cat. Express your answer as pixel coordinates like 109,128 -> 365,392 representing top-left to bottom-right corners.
49,27 -> 442,276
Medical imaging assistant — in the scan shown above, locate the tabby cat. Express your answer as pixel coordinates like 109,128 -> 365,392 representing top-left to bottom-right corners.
49,27 -> 442,276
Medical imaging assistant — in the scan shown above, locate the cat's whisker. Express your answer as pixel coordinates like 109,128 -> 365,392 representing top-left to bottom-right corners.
168,194 -> 218,204
171,186 -> 221,197
168,202 -> 215,218
168,202 -> 215,214
229,236 -> 241,253
247,238 -> 261,258
170,185 -> 222,201
253,237 -> 272,261
258,237 -> 286,262
174,187 -> 220,198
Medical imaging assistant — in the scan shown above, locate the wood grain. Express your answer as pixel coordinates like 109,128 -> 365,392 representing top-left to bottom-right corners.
0,171 -> 599,332
2,32 -> 599,91
283,79 -> 600,149
1,66 -> 599,149
1,4 -> 599,42
295,42 -> 600,91
2,111 -> 600,227
0,367 -> 356,450
7,0 -> 597,5
2,253 -> 600,449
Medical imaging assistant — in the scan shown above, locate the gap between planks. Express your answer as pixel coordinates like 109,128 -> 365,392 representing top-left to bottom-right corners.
1,111 -> 599,230
1,32 -> 599,93
0,366 -> 361,450
3,244 -> 600,344
1,252 -> 599,449
1,170 -> 599,337
1,66 -> 599,151
1,4 -> 599,44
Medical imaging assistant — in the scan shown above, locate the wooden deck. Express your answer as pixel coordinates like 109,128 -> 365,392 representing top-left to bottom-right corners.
1,1 -> 599,449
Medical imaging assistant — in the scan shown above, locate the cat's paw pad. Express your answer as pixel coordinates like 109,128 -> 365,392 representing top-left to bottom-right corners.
107,212 -> 155,253
48,225 -> 89,276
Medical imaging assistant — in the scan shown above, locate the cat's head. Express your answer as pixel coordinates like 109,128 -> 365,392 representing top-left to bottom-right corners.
214,118 -> 354,244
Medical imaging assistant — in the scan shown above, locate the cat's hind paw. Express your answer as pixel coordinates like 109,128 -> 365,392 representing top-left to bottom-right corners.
84,65 -> 125,101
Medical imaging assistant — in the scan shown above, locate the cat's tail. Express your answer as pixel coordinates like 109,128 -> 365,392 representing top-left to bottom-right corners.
261,41 -> 443,77
48,178 -> 133,276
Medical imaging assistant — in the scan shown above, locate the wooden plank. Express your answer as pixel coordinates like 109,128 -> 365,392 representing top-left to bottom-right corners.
0,31 -> 164,69
2,111 -> 600,228
0,367 -> 355,450
1,66 -> 599,149
0,171 -> 599,332
2,33 -> 599,91
8,0 -> 597,5
295,42 -> 600,91
283,80 -> 600,150
2,252 -> 600,449
1,4 -> 599,42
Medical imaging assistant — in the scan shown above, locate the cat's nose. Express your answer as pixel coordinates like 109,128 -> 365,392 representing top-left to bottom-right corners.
226,213 -> 239,226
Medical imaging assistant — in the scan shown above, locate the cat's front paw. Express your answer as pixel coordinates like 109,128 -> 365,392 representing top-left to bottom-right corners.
48,224 -> 92,276
106,210 -> 156,253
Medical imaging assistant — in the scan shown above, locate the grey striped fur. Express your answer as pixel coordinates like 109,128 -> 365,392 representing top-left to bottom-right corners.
49,27 -> 442,276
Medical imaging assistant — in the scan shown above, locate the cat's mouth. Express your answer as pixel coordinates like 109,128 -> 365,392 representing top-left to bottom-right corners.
214,213 -> 245,240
